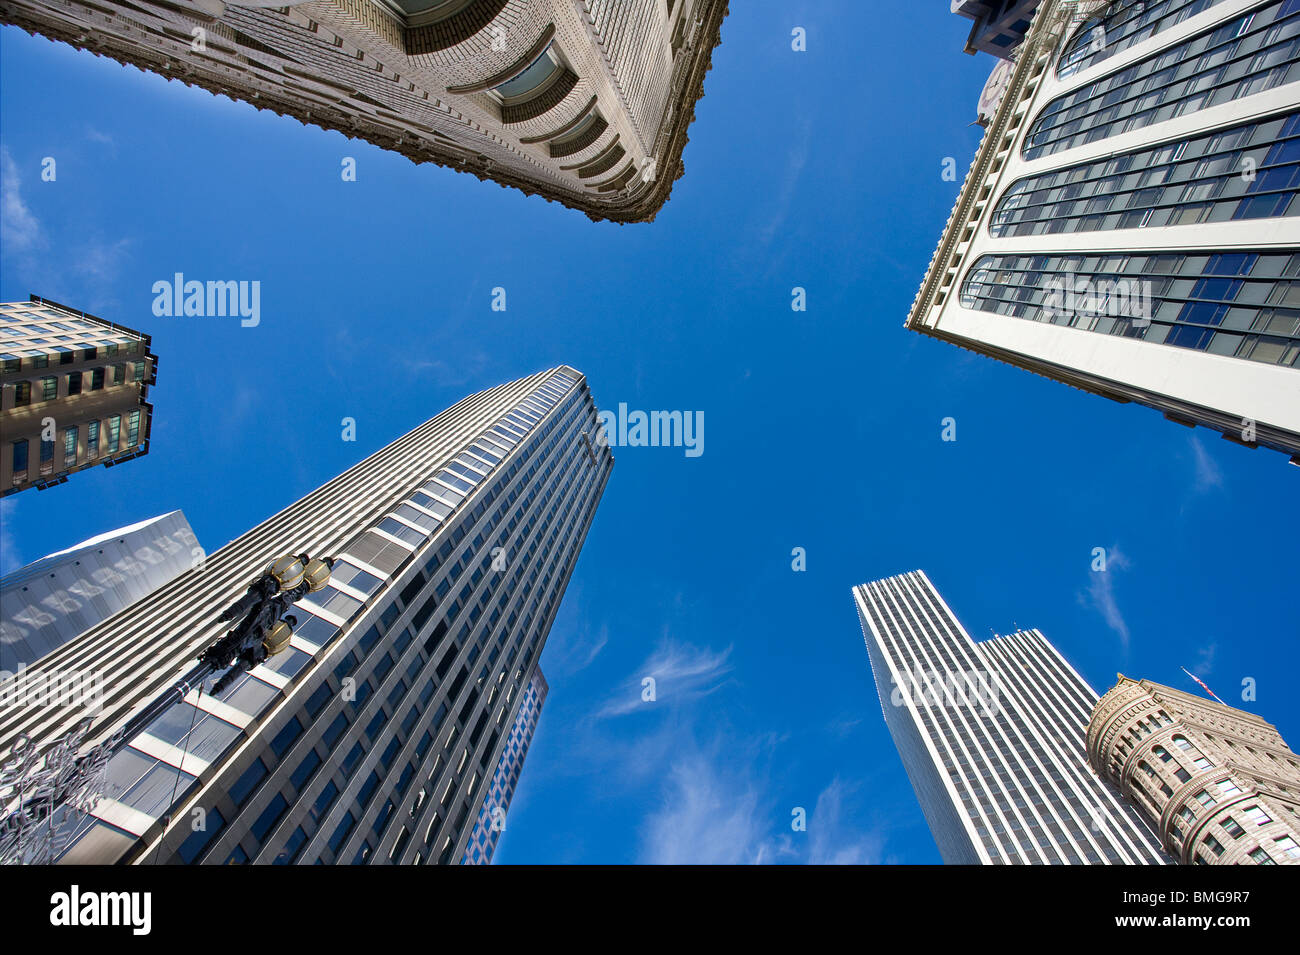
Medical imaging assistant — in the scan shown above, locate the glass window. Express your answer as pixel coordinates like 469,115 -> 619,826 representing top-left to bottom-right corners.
493,45 -> 561,100
177,806 -> 226,863
249,793 -> 288,844
290,749 -> 322,790
269,718 -> 303,758
229,759 -> 269,807
329,812 -> 355,854
961,248 -> 1300,365
273,826 -> 308,864
310,781 -> 339,824
1030,2 -> 1300,159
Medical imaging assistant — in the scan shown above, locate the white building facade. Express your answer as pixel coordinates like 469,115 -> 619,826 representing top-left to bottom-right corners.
855,569 -> 1170,864
911,0 -> 1300,462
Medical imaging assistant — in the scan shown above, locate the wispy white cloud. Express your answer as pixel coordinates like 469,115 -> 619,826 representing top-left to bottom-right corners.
1,146 -> 43,254
825,713 -> 863,738
0,497 -> 20,576
805,778 -> 884,865
756,120 -> 812,248
636,733 -> 884,865
1080,545 -> 1132,647
597,638 -> 733,718
1188,435 -> 1224,496
545,620 -> 609,678
77,237 -> 132,282
640,748 -> 770,864
1192,642 -> 1217,677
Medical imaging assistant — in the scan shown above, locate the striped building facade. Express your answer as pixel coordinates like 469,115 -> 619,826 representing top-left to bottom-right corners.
0,366 -> 611,864
910,0 -> 1300,462
855,570 -> 1169,865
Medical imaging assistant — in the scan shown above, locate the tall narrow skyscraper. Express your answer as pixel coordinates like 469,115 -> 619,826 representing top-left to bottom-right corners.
909,0 -> 1300,461
0,0 -> 729,222
0,366 -> 611,864
461,664 -> 547,864
855,570 -> 1169,864
0,297 -> 156,496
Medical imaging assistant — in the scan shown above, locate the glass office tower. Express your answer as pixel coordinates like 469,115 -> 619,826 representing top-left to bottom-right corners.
0,366 -> 611,864
909,0 -> 1300,462
855,570 -> 1170,865
462,665 -> 548,864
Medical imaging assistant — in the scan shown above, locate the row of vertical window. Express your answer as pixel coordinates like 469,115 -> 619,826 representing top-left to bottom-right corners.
459,675 -> 544,863
1026,2 -> 1300,160
399,400 -> 602,863
1058,0 -> 1231,78
0,339 -> 142,372
880,578 -> 1152,864
5,361 -> 146,407
244,393 -> 581,863
961,250 -> 1300,365
377,375 -> 576,552
58,377 -> 582,860
871,580 -> 1112,865
9,412 -> 140,480
994,111 -> 1300,235
221,377 -> 596,864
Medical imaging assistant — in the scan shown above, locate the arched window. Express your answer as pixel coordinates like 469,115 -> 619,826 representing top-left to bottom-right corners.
1026,2 -> 1300,161
1057,0 -> 1235,79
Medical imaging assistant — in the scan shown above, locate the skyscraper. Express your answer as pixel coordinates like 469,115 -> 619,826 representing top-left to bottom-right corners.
0,510 -> 202,672
855,569 -> 1169,865
0,0 -> 729,223
0,297 -> 156,496
0,366 -> 611,864
461,664 -> 546,864
1088,674 -> 1300,864
909,0 -> 1300,462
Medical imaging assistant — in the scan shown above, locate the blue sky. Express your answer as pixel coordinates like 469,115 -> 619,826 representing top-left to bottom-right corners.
2,3 -> 1297,865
